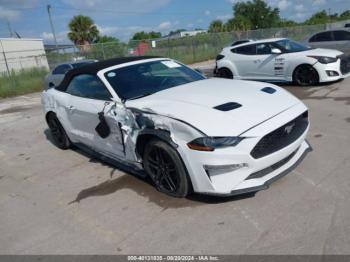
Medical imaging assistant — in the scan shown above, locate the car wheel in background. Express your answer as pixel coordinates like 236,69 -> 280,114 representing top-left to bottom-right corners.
143,139 -> 190,197
293,65 -> 319,86
218,68 -> 234,79
47,113 -> 71,150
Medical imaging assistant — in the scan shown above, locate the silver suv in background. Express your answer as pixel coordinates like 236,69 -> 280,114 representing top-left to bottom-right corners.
307,29 -> 350,54
45,60 -> 97,89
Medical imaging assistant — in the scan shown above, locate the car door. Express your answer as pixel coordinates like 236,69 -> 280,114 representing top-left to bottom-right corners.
64,74 -> 125,158
308,31 -> 334,49
230,44 -> 257,78
333,30 -> 350,53
251,43 -> 284,80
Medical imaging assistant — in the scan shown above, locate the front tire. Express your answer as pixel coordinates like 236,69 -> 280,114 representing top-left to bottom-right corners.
143,139 -> 190,197
47,113 -> 71,149
218,68 -> 234,79
293,65 -> 319,86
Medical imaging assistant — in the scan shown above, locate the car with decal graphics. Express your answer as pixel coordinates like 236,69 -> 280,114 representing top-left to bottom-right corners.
214,38 -> 350,86
42,56 -> 311,197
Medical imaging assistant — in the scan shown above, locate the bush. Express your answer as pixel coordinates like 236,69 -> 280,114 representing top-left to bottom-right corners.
0,67 -> 48,98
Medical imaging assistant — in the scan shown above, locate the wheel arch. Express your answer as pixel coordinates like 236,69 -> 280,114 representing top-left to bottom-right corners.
216,58 -> 239,77
135,129 -> 177,158
292,63 -> 320,82
135,129 -> 194,192
45,111 -> 56,124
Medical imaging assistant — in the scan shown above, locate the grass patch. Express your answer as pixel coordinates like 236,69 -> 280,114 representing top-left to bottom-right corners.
0,67 -> 48,98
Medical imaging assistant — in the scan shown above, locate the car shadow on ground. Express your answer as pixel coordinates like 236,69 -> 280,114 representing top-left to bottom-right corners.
44,129 -> 256,209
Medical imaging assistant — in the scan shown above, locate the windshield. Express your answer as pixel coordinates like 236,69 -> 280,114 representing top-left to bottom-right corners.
275,39 -> 312,52
104,60 -> 205,100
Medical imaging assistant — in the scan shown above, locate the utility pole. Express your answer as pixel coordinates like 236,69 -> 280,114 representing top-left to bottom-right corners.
47,4 -> 58,48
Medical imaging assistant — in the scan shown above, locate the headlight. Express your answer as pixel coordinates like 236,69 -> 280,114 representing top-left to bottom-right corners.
187,137 -> 243,151
308,56 -> 338,64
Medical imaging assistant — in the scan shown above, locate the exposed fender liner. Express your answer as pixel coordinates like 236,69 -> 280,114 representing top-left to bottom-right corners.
118,122 -> 126,155
138,128 -> 178,148
128,107 -> 208,137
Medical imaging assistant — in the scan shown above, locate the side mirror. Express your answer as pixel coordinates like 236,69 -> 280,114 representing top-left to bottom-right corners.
271,48 -> 282,54
48,82 -> 55,88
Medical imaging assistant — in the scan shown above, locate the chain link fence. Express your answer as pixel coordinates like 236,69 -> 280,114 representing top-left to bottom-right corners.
45,19 -> 350,68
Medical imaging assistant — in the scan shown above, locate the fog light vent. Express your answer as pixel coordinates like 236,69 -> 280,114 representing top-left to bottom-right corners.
204,163 -> 248,176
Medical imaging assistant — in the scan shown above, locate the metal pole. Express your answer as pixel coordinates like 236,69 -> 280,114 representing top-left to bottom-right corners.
0,39 -> 10,76
47,5 -> 58,48
6,19 -> 13,37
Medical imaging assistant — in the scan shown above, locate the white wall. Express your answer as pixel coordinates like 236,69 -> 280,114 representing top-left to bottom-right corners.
0,38 -> 49,74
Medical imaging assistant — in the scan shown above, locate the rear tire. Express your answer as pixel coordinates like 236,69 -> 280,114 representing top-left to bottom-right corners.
143,139 -> 190,197
218,68 -> 234,79
293,65 -> 319,86
47,113 -> 71,150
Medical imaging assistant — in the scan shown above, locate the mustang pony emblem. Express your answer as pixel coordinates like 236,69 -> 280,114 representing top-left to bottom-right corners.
284,123 -> 295,134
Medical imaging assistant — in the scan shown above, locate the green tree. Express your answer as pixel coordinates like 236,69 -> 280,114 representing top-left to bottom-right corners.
339,10 -> 350,20
304,10 -> 329,25
233,0 -> 281,29
68,15 -> 99,47
225,15 -> 252,31
131,31 -> 161,40
95,35 -> 120,43
208,20 -> 224,33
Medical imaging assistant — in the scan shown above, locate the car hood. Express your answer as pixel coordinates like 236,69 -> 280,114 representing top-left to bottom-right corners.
299,48 -> 343,57
125,78 -> 301,136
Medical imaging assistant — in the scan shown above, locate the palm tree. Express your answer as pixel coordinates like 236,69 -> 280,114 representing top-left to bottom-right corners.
68,15 -> 99,51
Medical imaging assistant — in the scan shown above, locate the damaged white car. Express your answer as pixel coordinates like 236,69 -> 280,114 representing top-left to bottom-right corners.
42,56 -> 311,197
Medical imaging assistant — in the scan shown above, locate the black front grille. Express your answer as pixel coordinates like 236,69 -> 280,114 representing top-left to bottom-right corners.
250,111 -> 308,159
247,148 -> 299,180
340,54 -> 350,75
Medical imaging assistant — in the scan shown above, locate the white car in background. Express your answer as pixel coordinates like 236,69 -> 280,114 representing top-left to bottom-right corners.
42,56 -> 310,197
215,38 -> 350,86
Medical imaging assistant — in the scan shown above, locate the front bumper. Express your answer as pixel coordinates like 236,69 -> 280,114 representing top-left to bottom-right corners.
314,56 -> 350,82
177,103 -> 311,196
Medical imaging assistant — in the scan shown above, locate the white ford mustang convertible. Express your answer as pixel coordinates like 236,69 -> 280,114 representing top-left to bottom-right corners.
42,56 -> 311,197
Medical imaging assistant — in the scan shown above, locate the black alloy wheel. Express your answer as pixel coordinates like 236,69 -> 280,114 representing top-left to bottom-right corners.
143,139 -> 190,197
293,65 -> 319,86
47,113 -> 71,149
218,68 -> 234,79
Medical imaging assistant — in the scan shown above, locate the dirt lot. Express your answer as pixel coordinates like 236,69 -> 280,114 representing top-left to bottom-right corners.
0,75 -> 350,254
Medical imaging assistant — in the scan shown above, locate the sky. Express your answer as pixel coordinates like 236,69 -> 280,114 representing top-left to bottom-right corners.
0,0 -> 349,44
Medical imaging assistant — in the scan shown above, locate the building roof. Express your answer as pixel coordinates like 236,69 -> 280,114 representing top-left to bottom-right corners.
56,56 -> 161,91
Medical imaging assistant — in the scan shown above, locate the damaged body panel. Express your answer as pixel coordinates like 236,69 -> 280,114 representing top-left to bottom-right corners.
42,56 -> 311,197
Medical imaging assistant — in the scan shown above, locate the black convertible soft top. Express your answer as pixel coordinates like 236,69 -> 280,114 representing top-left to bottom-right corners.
56,56 -> 161,91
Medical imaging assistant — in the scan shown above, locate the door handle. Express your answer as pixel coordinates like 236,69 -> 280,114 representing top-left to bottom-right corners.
67,105 -> 75,111
254,59 -> 261,63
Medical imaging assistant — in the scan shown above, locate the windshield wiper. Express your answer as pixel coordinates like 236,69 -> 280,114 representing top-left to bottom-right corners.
127,92 -> 155,101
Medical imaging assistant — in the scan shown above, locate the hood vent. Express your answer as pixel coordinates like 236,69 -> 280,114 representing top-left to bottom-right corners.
261,87 -> 276,94
214,102 -> 242,111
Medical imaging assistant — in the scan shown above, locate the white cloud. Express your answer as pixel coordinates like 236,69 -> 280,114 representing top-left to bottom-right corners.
40,31 -> 69,43
204,10 -> 211,16
295,4 -> 305,12
277,0 -> 290,10
0,6 -> 20,21
312,0 -> 326,5
62,0 -> 170,13
216,14 -> 231,20
158,21 -> 171,30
